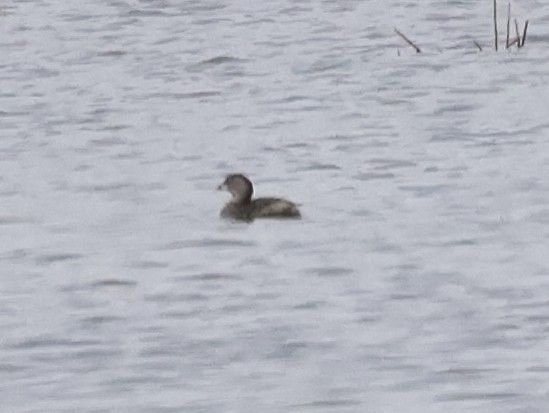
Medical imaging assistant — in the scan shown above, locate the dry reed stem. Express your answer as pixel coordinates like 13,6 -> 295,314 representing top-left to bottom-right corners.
473,41 -> 483,51
521,20 -> 529,47
515,19 -> 521,49
493,0 -> 499,51
506,2 -> 511,48
394,28 -> 422,53
508,38 -> 519,47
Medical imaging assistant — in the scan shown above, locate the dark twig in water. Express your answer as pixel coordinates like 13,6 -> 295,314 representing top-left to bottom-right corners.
521,20 -> 529,47
514,19 -> 521,49
394,28 -> 422,53
505,2 -> 511,48
473,41 -> 483,51
493,0 -> 498,51
508,37 -> 519,47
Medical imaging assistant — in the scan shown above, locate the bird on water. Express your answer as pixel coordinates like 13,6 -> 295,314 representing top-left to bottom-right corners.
218,174 -> 301,221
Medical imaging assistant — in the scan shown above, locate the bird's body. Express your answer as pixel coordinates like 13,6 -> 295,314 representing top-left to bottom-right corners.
218,174 -> 301,221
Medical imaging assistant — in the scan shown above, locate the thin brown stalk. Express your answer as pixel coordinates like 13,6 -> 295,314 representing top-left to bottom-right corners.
473,40 -> 483,51
514,19 -> 521,49
493,0 -> 499,51
521,20 -> 529,47
508,38 -> 519,47
505,2 -> 511,48
394,28 -> 422,53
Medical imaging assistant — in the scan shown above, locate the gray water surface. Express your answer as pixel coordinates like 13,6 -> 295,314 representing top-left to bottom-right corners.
2,1 -> 549,412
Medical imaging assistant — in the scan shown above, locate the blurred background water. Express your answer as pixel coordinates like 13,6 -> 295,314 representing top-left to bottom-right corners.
2,0 -> 549,412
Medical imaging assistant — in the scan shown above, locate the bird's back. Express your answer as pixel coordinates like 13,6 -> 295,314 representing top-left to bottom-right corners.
250,197 -> 301,219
